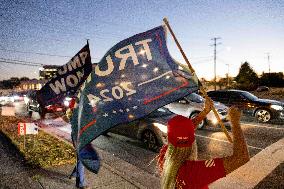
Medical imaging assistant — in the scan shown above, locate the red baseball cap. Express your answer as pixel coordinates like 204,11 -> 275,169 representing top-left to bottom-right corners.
167,115 -> 195,147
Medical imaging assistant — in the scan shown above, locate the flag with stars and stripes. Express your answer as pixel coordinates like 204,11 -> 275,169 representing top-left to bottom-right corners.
71,26 -> 198,172
36,44 -> 92,107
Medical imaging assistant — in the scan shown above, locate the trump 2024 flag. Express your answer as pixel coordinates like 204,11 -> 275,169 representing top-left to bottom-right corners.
37,44 -> 92,106
71,26 -> 198,172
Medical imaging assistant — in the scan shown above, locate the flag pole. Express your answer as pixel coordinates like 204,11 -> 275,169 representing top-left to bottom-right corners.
163,18 -> 232,143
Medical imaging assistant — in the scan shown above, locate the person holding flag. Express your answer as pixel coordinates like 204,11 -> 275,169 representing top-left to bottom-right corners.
35,42 -> 98,188
64,97 -> 99,189
158,102 -> 250,189
64,98 -> 88,189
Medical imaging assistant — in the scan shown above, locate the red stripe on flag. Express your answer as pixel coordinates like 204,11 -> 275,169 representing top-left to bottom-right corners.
79,119 -> 97,136
144,79 -> 189,105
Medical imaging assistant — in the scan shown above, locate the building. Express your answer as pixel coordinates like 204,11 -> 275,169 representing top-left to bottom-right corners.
39,65 -> 60,80
17,79 -> 46,91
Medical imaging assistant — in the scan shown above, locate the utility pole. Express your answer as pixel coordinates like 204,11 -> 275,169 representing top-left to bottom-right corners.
211,37 -> 222,91
265,53 -> 271,74
226,63 -> 229,88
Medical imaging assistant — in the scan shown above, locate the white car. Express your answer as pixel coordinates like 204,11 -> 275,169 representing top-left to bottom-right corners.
0,95 -> 15,105
165,93 -> 229,129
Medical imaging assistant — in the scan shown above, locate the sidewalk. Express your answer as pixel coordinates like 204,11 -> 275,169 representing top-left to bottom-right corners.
37,120 -> 160,189
0,130 -> 150,189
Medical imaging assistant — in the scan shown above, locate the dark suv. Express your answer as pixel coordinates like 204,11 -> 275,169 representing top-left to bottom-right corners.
26,91 -> 69,119
207,90 -> 284,123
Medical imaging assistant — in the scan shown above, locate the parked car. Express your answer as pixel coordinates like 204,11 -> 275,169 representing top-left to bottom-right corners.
165,93 -> 229,129
207,89 -> 284,123
256,86 -> 269,92
109,107 -> 175,151
11,91 -> 26,102
0,95 -> 15,104
26,91 -> 72,119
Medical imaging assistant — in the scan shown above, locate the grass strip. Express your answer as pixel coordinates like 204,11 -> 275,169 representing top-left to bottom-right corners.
0,115 -> 75,168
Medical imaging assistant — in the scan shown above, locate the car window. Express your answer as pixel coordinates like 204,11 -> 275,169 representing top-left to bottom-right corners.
229,93 -> 245,102
241,91 -> 258,101
208,91 -> 229,104
185,93 -> 204,103
147,107 -> 173,118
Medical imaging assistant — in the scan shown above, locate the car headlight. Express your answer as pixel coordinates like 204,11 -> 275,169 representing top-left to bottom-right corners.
65,97 -> 72,101
153,122 -> 167,133
211,118 -> 218,125
14,95 -> 20,100
270,105 -> 283,111
24,97 -> 29,104
64,100 -> 70,107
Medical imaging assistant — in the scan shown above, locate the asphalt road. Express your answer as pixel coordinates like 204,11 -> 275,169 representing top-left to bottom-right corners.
10,101 -> 284,179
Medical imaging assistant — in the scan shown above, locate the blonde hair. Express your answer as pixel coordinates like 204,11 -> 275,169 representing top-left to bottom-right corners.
161,141 -> 197,189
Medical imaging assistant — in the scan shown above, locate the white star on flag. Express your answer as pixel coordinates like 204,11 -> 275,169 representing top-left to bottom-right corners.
119,109 -> 124,113
126,108 -> 130,112
133,106 -> 138,109
112,110 -> 117,114
103,113 -> 108,117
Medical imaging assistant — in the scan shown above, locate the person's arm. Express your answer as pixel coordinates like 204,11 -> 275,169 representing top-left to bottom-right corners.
223,107 -> 250,174
192,96 -> 213,127
62,108 -> 72,123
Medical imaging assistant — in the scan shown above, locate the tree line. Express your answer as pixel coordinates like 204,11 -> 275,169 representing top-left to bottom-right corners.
208,61 -> 284,91
1,62 -> 283,91
0,77 -> 30,89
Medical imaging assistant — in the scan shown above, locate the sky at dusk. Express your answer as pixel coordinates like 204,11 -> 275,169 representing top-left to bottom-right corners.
0,0 -> 283,81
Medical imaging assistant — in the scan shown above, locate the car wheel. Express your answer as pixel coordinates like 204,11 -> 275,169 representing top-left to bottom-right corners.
28,110 -> 32,117
39,107 -> 46,119
190,112 -> 205,129
141,130 -> 159,151
255,109 -> 271,123
27,104 -> 32,117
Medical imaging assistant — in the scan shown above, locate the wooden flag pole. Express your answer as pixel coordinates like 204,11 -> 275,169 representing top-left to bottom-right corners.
163,18 -> 232,143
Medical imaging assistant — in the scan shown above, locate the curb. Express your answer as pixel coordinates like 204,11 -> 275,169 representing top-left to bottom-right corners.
39,124 -> 160,189
210,137 -> 284,189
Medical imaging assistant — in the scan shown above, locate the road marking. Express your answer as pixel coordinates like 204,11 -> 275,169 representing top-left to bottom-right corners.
195,134 -> 263,150
241,122 -> 284,130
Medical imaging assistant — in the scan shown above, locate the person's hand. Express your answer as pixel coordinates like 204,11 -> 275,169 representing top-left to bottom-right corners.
63,108 -> 73,122
62,114 -> 70,123
227,106 -> 242,123
204,96 -> 214,113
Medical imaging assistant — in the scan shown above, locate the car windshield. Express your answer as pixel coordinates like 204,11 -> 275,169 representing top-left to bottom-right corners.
241,91 -> 258,101
185,93 -> 204,103
147,107 -> 174,118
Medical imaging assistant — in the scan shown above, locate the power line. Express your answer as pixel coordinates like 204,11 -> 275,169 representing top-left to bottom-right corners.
0,48 -> 71,58
0,58 -> 43,66
0,48 -> 101,61
0,60 -> 42,67
192,58 -> 213,64
0,57 -> 101,68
